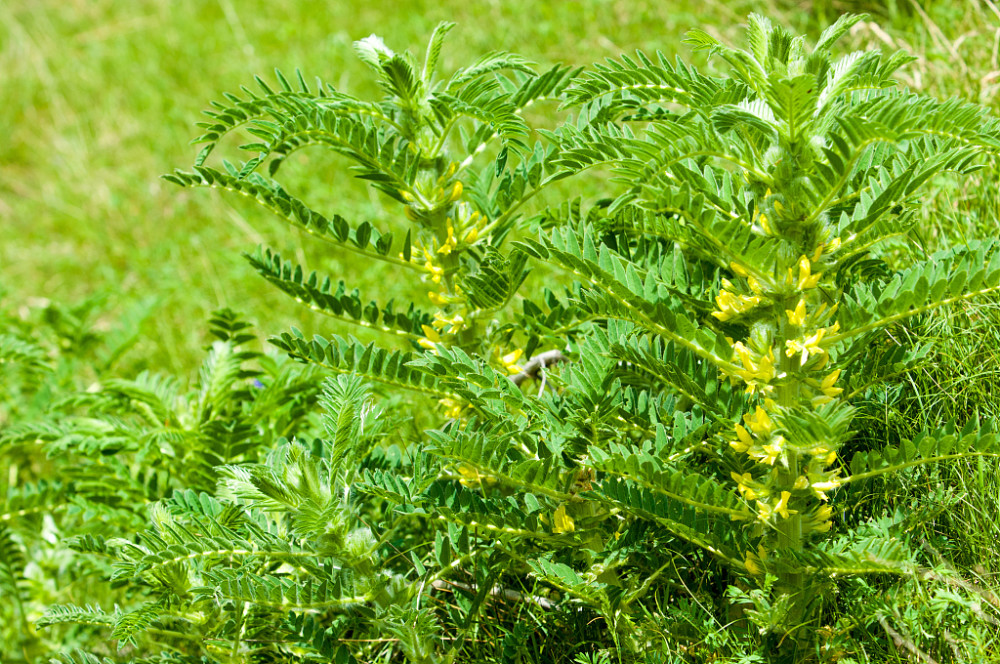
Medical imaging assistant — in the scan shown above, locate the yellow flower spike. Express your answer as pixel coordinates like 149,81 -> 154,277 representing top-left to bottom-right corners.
730,261 -> 750,277
786,299 -> 807,326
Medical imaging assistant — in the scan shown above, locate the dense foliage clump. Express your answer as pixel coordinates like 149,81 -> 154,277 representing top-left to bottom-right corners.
3,9 -> 1000,664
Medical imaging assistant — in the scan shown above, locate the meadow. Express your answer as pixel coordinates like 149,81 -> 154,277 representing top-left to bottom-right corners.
3,0 -> 1000,662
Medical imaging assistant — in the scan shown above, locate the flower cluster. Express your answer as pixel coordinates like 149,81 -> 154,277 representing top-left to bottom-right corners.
712,279 -> 763,322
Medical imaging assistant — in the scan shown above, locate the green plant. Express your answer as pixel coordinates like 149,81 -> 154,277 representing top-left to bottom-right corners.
33,13 -> 1000,664
164,22 -> 577,372
519,12 -> 1000,660
1,310 -> 326,661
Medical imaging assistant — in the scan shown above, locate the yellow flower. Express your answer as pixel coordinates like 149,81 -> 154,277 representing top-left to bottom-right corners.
757,436 -> 786,465
744,406 -> 774,436
808,477 -> 842,501
807,504 -> 835,533
424,260 -> 445,283
433,310 -> 467,335
730,344 -> 776,395
730,424 -> 754,453
457,463 -> 486,488
501,349 -> 524,375
797,256 -> 822,290
437,220 -> 458,255
731,471 -> 759,499
758,491 -> 796,521
774,491 -> 795,519
745,549 -> 765,576
439,398 -> 465,418
730,261 -> 750,277
786,298 -> 807,326
419,324 -> 441,350
785,327 -> 828,365
712,289 -> 761,321
820,369 -> 843,398
552,504 -> 575,533
759,212 -> 774,235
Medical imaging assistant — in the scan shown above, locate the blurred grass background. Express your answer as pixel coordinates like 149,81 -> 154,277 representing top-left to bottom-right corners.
1,0 -> 998,374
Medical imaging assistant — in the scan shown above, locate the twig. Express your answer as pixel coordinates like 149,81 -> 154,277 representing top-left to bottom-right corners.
878,614 -> 939,664
431,578 -> 557,609
510,349 -> 568,387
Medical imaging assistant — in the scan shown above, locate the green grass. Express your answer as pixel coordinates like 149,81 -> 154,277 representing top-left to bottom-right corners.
0,0 -> 734,374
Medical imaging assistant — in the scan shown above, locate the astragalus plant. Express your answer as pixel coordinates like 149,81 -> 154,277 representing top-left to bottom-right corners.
524,11 -> 1000,660
28,13 -> 1000,664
